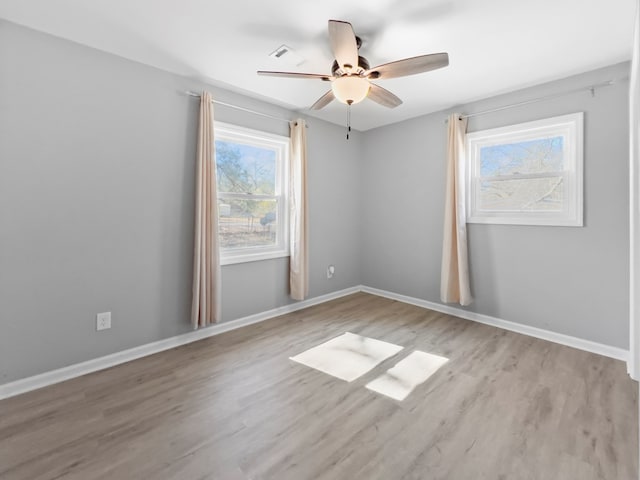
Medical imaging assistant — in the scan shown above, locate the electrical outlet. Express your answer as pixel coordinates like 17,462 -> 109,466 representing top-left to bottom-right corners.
96,312 -> 111,331
327,265 -> 335,279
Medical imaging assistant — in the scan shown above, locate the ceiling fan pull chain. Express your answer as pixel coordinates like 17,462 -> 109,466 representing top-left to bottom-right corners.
346,103 -> 351,140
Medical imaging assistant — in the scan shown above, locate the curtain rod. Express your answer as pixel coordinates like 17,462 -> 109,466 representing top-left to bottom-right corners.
185,90 -> 300,125
449,78 -> 626,122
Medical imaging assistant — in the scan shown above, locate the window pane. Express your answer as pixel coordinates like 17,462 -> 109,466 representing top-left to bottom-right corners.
215,140 -> 276,195
218,198 -> 279,249
480,136 -> 564,177
478,176 -> 564,211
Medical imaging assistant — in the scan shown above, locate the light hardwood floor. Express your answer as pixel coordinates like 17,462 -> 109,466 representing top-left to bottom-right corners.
0,293 -> 637,479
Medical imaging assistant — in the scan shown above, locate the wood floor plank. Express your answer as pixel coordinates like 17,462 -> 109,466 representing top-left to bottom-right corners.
0,293 -> 636,479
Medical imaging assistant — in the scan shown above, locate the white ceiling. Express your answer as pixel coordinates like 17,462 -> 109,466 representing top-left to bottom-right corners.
0,0 -> 635,131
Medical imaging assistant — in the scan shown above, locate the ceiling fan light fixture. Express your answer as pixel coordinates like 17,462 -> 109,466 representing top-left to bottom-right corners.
331,75 -> 370,105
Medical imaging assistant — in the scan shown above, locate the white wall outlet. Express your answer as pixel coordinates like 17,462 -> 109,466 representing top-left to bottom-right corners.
96,312 -> 111,331
327,265 -> 335,279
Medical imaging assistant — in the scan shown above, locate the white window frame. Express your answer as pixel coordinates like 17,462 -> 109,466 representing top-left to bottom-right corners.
465,112 -> 584,226
215,122 -> 290,265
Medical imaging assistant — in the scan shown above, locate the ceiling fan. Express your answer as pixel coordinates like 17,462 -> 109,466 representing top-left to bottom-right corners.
257,20 -> 449,111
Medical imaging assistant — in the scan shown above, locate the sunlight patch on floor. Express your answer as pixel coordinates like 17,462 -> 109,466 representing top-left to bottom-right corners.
365,351 -> 449,401
289,332 -> 403,382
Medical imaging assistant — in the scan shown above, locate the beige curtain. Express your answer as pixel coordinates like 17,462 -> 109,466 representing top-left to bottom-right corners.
191,91 -> 221,328
630,2 -> 640,380
289,119 -> 309,300
441,114 -> 472,306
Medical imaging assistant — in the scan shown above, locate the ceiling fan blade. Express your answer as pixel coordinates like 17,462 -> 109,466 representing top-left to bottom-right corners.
368,83 -> 403,108
366,53 -> 449,80
257,71 -> 332,81
310,91 -> 335,110
328,20 -> 358,71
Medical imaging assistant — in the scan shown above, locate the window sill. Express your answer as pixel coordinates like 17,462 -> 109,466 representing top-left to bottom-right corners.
221,250 -> 290,266
467,214 -> 582,227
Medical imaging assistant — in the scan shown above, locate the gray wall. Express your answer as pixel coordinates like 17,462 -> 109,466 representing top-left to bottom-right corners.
0,21 -> 362,383
361,62 -> 630,349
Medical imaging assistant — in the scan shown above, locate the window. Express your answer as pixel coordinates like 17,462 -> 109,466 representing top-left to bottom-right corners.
215,122 -> 289,264
465,112 -> 583,226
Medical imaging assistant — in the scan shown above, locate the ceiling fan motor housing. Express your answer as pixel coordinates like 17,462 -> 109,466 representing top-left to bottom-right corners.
331,56 -> 370,76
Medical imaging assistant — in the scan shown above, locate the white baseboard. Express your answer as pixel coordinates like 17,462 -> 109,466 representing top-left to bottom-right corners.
0,286 -> 361,400
1,284 -> 629,400
360,286 -> 629,362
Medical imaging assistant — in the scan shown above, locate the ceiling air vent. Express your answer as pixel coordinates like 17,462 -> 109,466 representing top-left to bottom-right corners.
269,45 -> 305,66
270,45 -> 290,58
